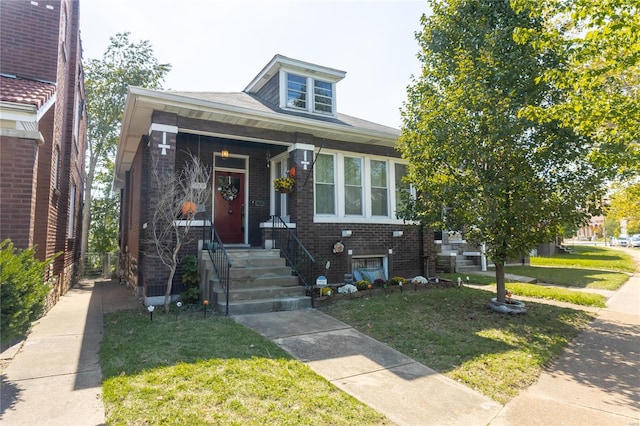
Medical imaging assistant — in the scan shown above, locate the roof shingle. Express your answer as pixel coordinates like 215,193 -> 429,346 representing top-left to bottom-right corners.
0,76 -> 56,109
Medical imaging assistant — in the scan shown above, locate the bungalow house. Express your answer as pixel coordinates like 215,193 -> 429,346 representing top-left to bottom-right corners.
114,54 -> 439,313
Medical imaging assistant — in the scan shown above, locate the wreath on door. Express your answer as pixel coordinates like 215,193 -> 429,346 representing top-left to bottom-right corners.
218,182 -> 239,202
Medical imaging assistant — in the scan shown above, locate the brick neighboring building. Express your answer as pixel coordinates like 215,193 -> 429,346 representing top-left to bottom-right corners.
115,54 -> 437,304
0,0 -> 86,308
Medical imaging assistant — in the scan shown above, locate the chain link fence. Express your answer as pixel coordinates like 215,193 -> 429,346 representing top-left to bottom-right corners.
82,252 -> 120,278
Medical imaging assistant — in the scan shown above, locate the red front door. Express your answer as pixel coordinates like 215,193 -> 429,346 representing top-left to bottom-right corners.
214,171 -> 245,244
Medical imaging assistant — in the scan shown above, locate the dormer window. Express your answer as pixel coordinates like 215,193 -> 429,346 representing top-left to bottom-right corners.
244,55 -> 346,119
286,72 -> 334,115
286,74 -> 307,110
314,80 -> 333,113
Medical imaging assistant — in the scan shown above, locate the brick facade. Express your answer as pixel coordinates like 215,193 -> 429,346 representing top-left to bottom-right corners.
0,0 -> 86,307
120,112 -> 436,297
116,56 -> 435,300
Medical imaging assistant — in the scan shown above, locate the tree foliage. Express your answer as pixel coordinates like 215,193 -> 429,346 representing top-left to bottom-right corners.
607,180 -> 640,235
513,0 -> 640,176
398,0 -> 610,303
82,33 -> 171,262
149,153 -> 211,313
89,160 -> 119,254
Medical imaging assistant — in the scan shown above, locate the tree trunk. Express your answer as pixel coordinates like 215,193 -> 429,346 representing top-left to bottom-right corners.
164,242 -> 181,314
80,157 -> 97,276
494,260 -> 507,303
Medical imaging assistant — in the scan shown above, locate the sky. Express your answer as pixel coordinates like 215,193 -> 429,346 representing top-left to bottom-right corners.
80,0 -> 429,129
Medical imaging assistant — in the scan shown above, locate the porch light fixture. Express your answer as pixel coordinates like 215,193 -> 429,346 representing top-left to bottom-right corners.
221,149 -> 229,158
392,230 -> 403,237
341,230 -> 352,237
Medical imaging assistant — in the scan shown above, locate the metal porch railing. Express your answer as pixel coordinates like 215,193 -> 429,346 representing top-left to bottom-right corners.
270,216 -> 316,294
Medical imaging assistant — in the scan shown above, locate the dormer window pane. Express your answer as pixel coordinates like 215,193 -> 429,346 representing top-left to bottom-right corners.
287,74 -> 306,109
314,80 -> 333,114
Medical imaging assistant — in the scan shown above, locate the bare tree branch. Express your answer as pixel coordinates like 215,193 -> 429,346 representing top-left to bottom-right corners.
147,152 -> 210,313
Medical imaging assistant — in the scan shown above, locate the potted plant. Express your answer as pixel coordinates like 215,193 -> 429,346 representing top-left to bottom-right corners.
273,177 -> 295,193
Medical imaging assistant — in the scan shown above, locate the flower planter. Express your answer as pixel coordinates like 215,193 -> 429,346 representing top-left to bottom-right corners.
488,297 -> 527,315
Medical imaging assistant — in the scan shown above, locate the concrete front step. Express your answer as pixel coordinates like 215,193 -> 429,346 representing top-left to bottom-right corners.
229,265 -> 293,279
203,247 -> 311,315
219,296 -> 312,316
223,285 -> 307,301
455,265 -> 482,272
210,274 -> 299,289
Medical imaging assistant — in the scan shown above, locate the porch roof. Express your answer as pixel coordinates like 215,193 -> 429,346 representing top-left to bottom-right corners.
114,86 -> 400,189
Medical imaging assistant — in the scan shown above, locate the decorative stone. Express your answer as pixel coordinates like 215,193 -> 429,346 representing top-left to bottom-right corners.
488,297 -> 527,314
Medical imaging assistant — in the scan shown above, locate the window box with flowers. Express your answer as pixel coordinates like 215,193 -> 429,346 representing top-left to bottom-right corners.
273,177 -> 295,193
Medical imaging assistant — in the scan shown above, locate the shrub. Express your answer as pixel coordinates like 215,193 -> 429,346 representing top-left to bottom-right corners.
389,276 -> 406,286
355,279 -> 371,291
1,239 -> 54,347
320,286 -> 333,296
179,255 -> 201,304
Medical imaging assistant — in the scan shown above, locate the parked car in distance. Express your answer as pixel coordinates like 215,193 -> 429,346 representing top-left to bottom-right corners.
617,236 -> 629,247
630,235 -> 640,248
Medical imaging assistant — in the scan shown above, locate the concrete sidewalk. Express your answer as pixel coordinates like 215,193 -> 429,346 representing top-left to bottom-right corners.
489,263 -> 640,425
0,279 -> 140,425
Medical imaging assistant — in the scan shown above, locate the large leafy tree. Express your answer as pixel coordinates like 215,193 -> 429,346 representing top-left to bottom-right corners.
398,0 -> 609,303
88,161 -> 119,264
82,33 -> 171,266
513,0 -> 639,177
607,181 -> 640,236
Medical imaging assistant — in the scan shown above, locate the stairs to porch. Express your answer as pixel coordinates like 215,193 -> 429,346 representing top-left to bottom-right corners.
201,248 -> 312,315
436,244 -> 482,273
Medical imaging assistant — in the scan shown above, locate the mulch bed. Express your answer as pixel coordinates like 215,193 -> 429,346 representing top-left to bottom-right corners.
312,278 -> 456,307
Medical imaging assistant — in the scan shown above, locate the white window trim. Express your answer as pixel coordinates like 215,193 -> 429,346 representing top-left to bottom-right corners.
279,70 -> 337,118
269,154 -> 290,219
313,150 -> 412,225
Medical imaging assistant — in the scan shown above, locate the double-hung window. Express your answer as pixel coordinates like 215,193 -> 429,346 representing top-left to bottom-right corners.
370,159 -> 388,216
315,154 -> 335,215
286,73 -> 334,116
344,157 -> 362,215
314,152 -> 411,222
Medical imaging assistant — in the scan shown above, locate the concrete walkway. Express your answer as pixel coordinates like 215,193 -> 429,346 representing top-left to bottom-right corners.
234,310 -> 502,425
0,279 -> 140,425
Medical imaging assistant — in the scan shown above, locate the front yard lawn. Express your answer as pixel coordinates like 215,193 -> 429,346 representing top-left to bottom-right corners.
100,309 -> 389,425
320,287 -> 593,404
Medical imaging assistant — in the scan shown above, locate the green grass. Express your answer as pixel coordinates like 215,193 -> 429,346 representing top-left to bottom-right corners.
100,309 -> 389,425
439,273 -> 497,286
320,287 -> 593,403
530,245 -> 636,272
503,265 -> 629,290
502,245 -> 633,291
440,272 -> 607,307
505,283 -> 606,307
